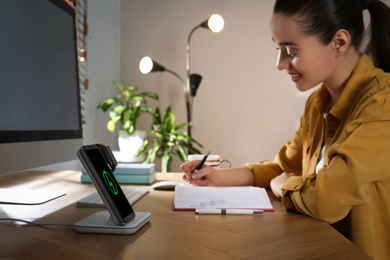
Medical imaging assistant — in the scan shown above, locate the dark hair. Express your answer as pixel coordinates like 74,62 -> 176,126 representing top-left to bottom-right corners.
274,0 -> 390,72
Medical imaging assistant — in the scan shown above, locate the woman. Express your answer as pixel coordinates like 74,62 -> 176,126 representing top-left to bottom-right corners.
181,0 -> 390,259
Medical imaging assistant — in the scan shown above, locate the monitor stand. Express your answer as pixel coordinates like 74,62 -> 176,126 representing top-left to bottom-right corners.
0,188 -> 66,205
74,211 -> 151,235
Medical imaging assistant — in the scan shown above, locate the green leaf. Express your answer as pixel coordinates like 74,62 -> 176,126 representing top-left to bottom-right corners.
144,149 -> 156,163
109,105 -> 126,118
121,88 -> 132,99
145,139 -> 161,163
162,151 -> 172,172
189,137 -> 203,148
176,133 -> 190,141
153,130 -> 163,138
175,123 -> 187,130
126,124 -> 135,135
184,143 -> 202,155
136,139 -> 149,155
114,81 -> 137,96
153,106 -> 161,125
162,107 -> 175,132
144,92 -> 159,100
107,116 -> 120,132
139,107 -> 151,113
113,81 -> 125,92
126,86 -> 138,92
98,97 -> 119,111
132,95 -> 145,105
177,144 -> 188,162
121,110 -> 131,129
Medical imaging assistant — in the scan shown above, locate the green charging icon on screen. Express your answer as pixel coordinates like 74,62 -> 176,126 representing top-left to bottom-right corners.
103,170 -> 118,195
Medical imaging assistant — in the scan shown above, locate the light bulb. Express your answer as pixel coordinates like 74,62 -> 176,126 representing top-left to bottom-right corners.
208,14 -> 224,33
139,56 -> 154,74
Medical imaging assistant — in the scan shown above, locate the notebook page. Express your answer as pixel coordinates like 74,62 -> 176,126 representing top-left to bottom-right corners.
174,186 -> 273,211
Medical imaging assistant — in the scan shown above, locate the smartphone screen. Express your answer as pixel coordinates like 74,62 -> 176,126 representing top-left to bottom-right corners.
85,147 -> 134,221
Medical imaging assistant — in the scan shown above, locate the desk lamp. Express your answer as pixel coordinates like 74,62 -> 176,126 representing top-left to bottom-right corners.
139,14 -> 224,138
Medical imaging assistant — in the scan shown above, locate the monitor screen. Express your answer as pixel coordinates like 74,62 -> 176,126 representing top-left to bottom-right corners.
0,0 -> 83,175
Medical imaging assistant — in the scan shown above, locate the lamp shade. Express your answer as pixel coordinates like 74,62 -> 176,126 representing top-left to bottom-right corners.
139,56 -> 165,74
201,14 -> 224,33
190,74 -> 202,97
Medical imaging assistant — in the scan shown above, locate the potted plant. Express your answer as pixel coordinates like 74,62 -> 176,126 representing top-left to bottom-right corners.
137,106 -> 203,172
97,81 -> 158,162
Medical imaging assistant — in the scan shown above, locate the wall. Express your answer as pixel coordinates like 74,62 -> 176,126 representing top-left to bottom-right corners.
39,0 -> 389,172
119,0 -> 312,171
119,1 -> 390,172
32,0 -> 121,171
82,0 -> 121,148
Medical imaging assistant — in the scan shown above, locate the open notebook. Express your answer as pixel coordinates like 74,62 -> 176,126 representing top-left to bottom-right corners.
173,186 -> 274,211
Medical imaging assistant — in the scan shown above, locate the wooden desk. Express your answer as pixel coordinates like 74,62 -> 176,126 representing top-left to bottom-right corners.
0,171 -> 369,259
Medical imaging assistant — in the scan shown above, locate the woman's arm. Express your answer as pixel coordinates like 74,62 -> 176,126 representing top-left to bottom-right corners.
181,160 -> 254,186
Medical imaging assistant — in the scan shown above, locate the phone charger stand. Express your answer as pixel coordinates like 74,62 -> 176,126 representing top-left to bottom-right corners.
74,211 -> 151,235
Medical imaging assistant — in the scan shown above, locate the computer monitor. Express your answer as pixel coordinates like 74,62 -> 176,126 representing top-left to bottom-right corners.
0,0 -> 83,202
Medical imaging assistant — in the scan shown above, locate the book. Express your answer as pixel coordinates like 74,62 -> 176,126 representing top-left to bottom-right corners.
173,186 -> 274,211
81,163 -> 155,175
81,172 -> 156,184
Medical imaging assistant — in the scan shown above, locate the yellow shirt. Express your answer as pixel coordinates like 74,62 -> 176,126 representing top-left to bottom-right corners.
245,54 -> 390,260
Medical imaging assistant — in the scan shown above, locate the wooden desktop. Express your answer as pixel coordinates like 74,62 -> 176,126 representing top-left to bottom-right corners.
0,170 -> 369,259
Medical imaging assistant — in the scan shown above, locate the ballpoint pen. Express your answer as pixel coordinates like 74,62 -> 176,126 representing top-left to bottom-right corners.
195,208 -> 264,215
188,151 -> 211,184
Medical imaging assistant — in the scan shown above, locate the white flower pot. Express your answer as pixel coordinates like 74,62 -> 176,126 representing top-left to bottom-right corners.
117,130 -> 146,163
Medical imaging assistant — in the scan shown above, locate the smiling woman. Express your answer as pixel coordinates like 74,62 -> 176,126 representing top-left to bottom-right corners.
180,0 -> 390,259
271,13 -> 343,94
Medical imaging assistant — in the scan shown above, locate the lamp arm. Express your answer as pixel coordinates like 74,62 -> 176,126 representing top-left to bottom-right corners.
186,24 -> 201,85
164,68 -> 186,90
165,68 -> 189,105
166,67 -> 191,140
185,24 -> 201,139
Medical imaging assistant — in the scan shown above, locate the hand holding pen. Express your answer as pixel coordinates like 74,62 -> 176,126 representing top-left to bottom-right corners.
188,151 -> 210,184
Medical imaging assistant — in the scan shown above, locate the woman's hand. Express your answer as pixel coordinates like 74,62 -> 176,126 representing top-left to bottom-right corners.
270,172 -> 297,199
180,160 -> 217,186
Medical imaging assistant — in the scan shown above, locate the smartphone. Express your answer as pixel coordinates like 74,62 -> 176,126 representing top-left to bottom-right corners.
77,144 -> 135,225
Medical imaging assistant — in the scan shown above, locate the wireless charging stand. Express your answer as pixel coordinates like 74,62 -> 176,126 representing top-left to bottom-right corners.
74,211 -> 151,235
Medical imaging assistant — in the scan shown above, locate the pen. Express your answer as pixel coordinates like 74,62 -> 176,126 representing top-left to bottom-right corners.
195,208 -> 264,215
188,151 -> 210,184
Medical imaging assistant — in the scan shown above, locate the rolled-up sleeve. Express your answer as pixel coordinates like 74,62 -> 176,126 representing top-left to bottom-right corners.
282,88 -> 390,223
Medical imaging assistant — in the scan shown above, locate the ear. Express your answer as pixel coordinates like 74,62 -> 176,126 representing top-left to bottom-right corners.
331,29 -> 351,54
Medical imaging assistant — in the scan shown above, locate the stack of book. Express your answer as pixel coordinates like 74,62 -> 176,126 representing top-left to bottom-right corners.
81,163 -> 156,184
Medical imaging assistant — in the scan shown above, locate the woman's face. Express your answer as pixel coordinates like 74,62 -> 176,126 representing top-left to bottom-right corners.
270,13 -> 337,92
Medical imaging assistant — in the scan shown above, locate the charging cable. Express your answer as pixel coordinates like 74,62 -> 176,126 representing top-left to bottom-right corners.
0,218 -> 75,227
